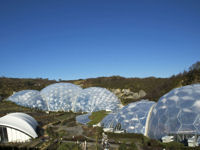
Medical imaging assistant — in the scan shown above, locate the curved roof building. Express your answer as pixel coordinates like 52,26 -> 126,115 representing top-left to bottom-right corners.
7,90 -> 47,110
40,83 -> 82,111
101,100 -> 155,134
148,84 -> 200,139
74,87 -> 121,112
0,112 -> 38,143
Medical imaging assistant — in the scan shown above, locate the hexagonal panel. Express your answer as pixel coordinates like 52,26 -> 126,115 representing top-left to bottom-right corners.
178,124 -> 197,134
178,110 -> 197,124
166,118 -> 181,134
194,115 -> 200,132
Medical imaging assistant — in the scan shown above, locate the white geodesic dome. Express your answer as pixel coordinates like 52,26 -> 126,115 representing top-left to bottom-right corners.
148,84 -> 200,139
40,83 -> 82,111
7,90 -> 47,110
74,87 -> 121,112
101,100 -> 155,134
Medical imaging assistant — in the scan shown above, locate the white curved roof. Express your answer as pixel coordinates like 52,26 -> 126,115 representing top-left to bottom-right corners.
0,113 -> 38,138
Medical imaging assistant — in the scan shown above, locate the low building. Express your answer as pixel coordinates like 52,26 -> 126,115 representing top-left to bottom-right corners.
188,136 -> 198,147
0,112 -> 38,143
161,136 -> 174,143
103,128 -> 114,132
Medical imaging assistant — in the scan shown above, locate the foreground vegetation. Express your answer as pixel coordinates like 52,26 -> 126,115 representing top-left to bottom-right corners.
1,101 -> 200,149
107,132 -> 200,150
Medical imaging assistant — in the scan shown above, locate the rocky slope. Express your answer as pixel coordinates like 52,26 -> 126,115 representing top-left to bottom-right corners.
110,88 -> 146,104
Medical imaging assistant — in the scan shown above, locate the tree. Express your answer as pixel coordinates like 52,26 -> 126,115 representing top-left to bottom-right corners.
189,61 -> 200,71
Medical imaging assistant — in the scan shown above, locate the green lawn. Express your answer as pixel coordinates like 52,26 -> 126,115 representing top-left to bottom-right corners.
87,110 -> 109,126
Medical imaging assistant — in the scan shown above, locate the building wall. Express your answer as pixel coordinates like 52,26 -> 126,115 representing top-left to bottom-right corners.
6,127 -> 31,143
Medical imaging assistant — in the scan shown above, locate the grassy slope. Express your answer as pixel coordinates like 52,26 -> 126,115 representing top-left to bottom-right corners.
87,110 -> 109,126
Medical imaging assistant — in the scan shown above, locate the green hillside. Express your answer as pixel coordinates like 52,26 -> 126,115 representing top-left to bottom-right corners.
1,62 -> 200,104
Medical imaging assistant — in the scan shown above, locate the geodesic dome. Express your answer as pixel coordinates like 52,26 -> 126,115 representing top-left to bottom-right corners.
74,87 -> 121,112
40,83 -> 82,111
101,100 -> 155,134
7,90 -> 47,110
148,84 -> 200,139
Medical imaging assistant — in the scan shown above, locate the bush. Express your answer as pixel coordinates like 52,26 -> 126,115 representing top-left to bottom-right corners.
57,143 -> 80,150
119,142 -> 127,150
164,141 -> 185,150
130,142 -> 138,150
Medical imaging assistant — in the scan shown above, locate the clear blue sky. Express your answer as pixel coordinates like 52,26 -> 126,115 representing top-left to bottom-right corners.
0,0 -> 200,80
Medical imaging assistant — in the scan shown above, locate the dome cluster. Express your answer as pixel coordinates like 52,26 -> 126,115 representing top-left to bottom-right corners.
97,84 -> 200,139
7,82 -> 200,140
7,83 -> 121,112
